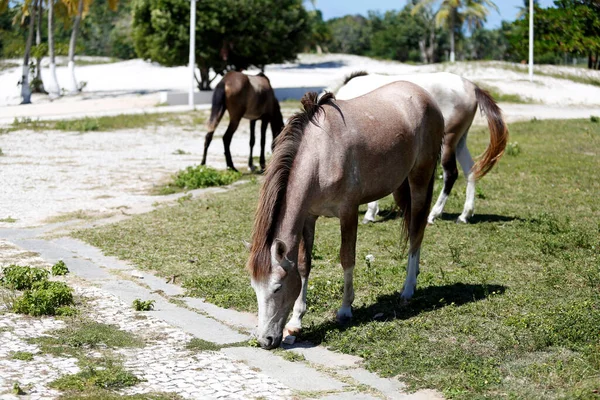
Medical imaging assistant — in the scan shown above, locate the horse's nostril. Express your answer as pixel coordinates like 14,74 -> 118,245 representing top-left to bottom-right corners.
266,336 -> 274,346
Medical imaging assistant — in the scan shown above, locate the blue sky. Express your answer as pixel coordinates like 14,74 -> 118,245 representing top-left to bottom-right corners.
307,0 -> 556,28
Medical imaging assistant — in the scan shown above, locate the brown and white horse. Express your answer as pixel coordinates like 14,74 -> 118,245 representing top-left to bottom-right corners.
336,72 -> 508,224
202,71 -> 285,172
247,83 -> 445,349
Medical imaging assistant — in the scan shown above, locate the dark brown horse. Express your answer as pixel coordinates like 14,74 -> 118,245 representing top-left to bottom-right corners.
247,84 -> 445,349
201,71 -> 285,172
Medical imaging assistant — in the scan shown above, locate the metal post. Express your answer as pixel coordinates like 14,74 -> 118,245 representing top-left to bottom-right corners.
529,0 -> 534,82
189,0 -> 196,108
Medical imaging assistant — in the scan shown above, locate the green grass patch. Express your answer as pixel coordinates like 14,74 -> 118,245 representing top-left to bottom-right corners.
58,392 -> 184,400
158,165 -> 241,194
185,338 -> 222,352
6,111 -> 207,133
11,351 -> 34,361
74,119 -> 600,399
132,298 -> 155,311
0,216 -> 17,223
275,349 -> 306,362
50,359 -> 141,391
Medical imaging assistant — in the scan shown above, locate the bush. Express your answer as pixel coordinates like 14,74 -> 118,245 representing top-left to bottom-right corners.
1,265 -> 49,290
12,281 -> 74,316
172,166 -> 241,190
132,299 -> 155,311
51,260 -> 69,276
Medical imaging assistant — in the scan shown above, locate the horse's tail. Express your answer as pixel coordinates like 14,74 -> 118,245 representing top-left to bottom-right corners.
472,86 -> 509,179
207,80 -> 227,131
330,70 -> 368,95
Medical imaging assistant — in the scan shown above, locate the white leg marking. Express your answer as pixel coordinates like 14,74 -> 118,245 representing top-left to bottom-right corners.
428,171 -> 449,224
286,276 -> 307,332
401,249 -> 421,300
337,267 -> 355,320
456,138 -> 476,223
363,201 -> 379,223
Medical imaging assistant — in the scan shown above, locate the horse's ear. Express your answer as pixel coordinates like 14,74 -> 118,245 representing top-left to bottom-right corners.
271,239 -> 287,264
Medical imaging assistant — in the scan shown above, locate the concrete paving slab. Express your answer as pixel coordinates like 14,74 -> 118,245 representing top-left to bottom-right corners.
338,368 -> 407,400
183,296 -> 256,332
319,392 -> 381,400
221,346 -> 347,392
283,342 -> 363,369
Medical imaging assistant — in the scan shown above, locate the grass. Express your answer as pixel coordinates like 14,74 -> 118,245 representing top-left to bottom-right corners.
132,298 -> 155,311
185,338 -> 222,352
11,351 -> 34,361
157,165 -> 242,195
74,119 -> 600,399
5,111 -> 207,133
0,216 -> 17,223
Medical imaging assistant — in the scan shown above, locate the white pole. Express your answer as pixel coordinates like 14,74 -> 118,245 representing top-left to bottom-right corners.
189,0 -> 196,108
528,0 -> 534,82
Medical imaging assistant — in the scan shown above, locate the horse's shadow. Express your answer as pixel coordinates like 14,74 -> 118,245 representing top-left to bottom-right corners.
299,283 -> 506,346
440,213 -> 524,224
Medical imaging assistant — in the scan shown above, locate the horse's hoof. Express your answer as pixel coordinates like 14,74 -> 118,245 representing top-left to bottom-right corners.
455,217 -> 468,224
283,326 -> 301,338
362,218 -> 374,224
336,315 -> 352,326
248,165 -> 256,173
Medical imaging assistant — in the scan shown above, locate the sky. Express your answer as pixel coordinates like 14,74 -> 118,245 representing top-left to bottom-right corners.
307,0 -> 556,28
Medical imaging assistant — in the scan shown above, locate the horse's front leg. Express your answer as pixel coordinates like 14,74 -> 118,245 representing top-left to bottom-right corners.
284,215 -> 317,337
259,118 -> 268,171
456,138 -> 476,223
337,208 -> 358,323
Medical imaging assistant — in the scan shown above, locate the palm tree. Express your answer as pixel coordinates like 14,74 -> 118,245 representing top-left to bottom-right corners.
32,0 -> 46,93
414,0 -> 499,62
63,0 -> 118,94
47,0 -> 61,97
20,0 -> 36,104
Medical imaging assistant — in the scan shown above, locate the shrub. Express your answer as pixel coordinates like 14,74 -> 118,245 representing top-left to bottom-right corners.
132,299 -> 155,311
12,281 -> 74,316
51,260 -> 69,276
1,265 -> 49,290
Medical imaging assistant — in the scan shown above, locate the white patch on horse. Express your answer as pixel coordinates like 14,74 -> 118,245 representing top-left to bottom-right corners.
337,267 -> 355,321
456,138 -> 476,223
363,201 -> 379,223
401,249 -> 420,300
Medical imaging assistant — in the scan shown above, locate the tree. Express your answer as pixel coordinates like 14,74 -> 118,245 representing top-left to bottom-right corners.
32,0 -> 46,93
47,0 -> 61,97
326,15 -> 372,55
20,0 -> 36,104
132,0 -> 310,90
413,0 -> 499,62
368,9 -> 426,62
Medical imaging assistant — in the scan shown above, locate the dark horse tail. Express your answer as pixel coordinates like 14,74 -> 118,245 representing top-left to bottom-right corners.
472,86 -> 509,179
207,80 -> 227,131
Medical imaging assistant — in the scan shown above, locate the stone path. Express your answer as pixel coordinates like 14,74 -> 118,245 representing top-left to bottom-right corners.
0,229 -> 445,400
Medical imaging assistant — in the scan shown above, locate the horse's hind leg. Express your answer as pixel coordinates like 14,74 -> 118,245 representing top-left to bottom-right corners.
222,118 -> 241,171
259,118 -> 268,171
248,120 -> 257,172
285,215 -> 317,337
428,142 -> 458,223
398,168 -> 436,300
362,201 -> 379,224
202,130 -> 216,166
456,135 -> 476,223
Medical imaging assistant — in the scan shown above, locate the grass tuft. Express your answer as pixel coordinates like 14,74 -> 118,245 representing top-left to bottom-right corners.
52,260 -> 69,276
11,351 -> 34,361
50,359 -> 140,391
158,165 -> 241,194
185,338 -> 222,352
132,298 -> 155,311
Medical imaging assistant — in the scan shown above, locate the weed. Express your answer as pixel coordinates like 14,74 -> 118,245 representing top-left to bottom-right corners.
52,260 -> 69,276
172,149 -> 190,155
0,265 -> 49,290
0,216 -> 17,223
0,147 -> 3,156
55,118 -> 100,132
12,281 -> 74,316
475,186 -> 486,199
132,299 -> 155,311
13,382 -> 25,395
11,351 -> 34,361
276,349 -> 306,362
50,359 -> 140,391
505,141 -> 521,156
591,115 -> 599,123
172,165 -> 241,190
185,338 -> 221,352
247,338 -> 260,347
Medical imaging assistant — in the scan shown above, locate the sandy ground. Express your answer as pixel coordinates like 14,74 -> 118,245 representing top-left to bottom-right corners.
0,53 -> 599,228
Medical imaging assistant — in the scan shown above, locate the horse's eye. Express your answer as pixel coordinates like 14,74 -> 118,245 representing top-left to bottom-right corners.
273,286 -> 281,294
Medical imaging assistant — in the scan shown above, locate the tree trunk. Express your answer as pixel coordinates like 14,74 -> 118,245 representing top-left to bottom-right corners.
427,26 -> 436,63
33,0 -> 46,94
47,0 -> 60,97
589,53 -> 593,69
198,66 -> 211,91
67,0 -> 84,94
449,9 -> 455,63
20,0 -> 37,104
418,39 -> 428,63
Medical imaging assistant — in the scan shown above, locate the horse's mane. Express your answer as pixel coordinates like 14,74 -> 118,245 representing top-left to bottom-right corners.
247,91 -> 336,280
256,71 -> 270,81
343,70 -> 368,85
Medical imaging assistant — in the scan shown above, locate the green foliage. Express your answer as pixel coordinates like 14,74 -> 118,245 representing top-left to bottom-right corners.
11,351 -> 34,361
132,0 -> 310,89
12,281 -> 74,316
50,360 -> 141,391
591,115 -> 599,123
171,165 -> 241,190
12,382 -> 25,395
132,298 -> 155,311
0,265 -> 49,290
185,338 -> 221,352
505,142 -> 521,156
52,260 -> 69,276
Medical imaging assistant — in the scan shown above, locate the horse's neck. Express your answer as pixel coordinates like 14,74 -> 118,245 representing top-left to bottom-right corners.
273,162 -> 314,256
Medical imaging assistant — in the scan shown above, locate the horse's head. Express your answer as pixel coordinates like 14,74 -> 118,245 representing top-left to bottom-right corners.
250,239 -> 301,349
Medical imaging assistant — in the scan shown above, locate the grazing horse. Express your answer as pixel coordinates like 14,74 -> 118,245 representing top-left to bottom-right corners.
336,71 -> 508,224
201,71 -> 285,171
247,83 -> 445,349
